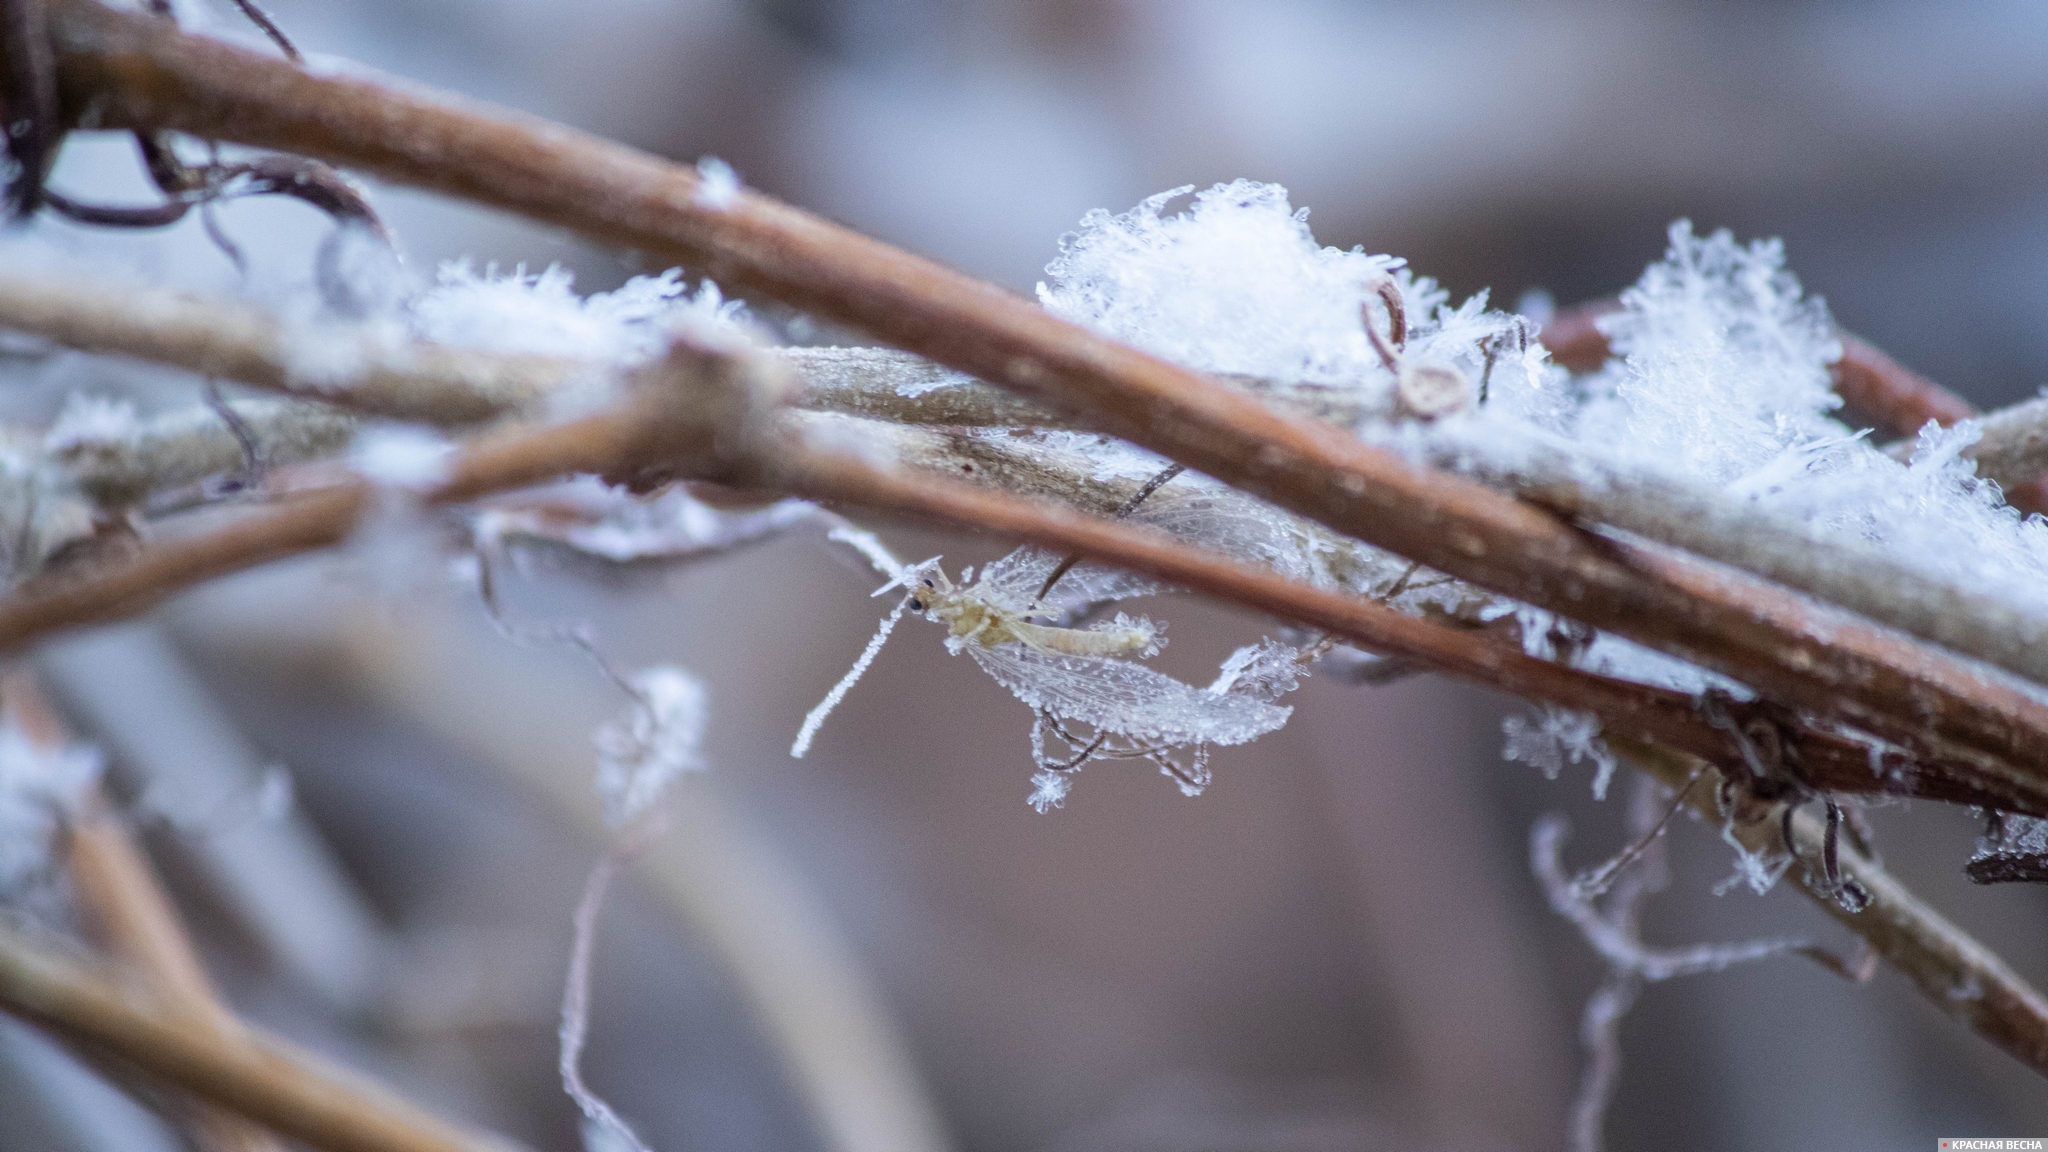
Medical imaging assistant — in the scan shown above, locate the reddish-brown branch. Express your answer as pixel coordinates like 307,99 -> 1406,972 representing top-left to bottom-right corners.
0,924 -> 523,1152
6,674 -> 287,1152
0,387 -> 2029,815
1617,737 -> 2048,1079
42,0 -> 2048,803
0,402 -> 660,648
2,369 -> 2044,1072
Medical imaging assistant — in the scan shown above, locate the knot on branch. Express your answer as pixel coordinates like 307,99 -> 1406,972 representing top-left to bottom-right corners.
602,330 -> 795,493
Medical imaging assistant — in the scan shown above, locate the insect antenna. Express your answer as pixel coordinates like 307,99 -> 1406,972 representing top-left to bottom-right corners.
791,592 -> 914,758
1029,462 -> 1183,619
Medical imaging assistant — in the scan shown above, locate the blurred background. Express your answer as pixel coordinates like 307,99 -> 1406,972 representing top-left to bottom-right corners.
10,2 -> 2048,1151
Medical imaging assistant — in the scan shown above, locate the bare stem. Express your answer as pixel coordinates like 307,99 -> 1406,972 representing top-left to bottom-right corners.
0,924 -> 526,1152
0,268 -> 559,425
5,673 -> 287,1152
1613,736 -> 2048,1078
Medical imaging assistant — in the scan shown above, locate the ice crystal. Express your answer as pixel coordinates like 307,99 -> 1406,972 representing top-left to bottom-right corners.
1026,769 -> 1071,814
593,666 -> 708,827
350,424 -> 453,490
409,263 -> 746,364
478,479 -> 825,564
0,720 -> 101,900
43,395 -> 141,454
1502,706 -> 1616,795
694,157 -> 741,210
1039,180 -> 1407,389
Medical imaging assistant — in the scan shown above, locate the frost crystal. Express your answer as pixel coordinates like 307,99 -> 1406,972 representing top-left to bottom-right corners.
1039,180 -> 1407,388
1026,769 -> 1070,814
1502,707 -> 1616,794
480,480 -> 824,564
0,720 -> 101,899
694,157 -> 741,210
44,394 -> 141,454
593,666 -> 708,827
1589,222 -> 1842,484
410,264 -> 746,364
351,425 -> 454,490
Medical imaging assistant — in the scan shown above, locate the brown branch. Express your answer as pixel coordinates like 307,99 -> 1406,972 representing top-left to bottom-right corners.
40,0 -> 2048,809
4,673 -> 287,1152
0,379 -> 2028,811
1614,736 -> 2048,1078
1,344 -> 2040,1071
0,923 -> 525,1152
0,268 -> 560,425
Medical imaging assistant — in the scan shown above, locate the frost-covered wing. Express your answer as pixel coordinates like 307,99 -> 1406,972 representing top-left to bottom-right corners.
1131,488 -> 1327,584
975,547 -> 1167,616
964,643 -> 1289,746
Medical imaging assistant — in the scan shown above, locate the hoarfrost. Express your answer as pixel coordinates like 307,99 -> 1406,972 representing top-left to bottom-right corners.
43,394 -> 142,454
409,263 -> 746,364
350,424 -> 453,489
1026,769 -> 1071,814
593,666 -> 708,827
0,719 -> 101,900
693,157 -> 741,210
1502,706 -> 1616,794
1038,180 -> 1407,389
480,479 -> 824,564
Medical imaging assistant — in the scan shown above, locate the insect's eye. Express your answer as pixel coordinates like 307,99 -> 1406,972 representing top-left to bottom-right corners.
921,578 -> 937,589
908,597 -> 926,612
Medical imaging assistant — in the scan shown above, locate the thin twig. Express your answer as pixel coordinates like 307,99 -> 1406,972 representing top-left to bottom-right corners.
0,924 -> 527,1152
1611,735 -> 2048,1077
0,268 -> 558,425
6,673 -> 288,1152
1433,430 -> 2048,696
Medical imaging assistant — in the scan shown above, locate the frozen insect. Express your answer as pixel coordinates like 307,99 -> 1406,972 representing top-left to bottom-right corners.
790,538 -> 1293,805
903,563 -> 1161,660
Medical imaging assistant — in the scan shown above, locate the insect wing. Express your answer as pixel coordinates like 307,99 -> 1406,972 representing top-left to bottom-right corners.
964,642 -> 1289,747
1130,488 -> 1325,584
976,546 -> 1167,618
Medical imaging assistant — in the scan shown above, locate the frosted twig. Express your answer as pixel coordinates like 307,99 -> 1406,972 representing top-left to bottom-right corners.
560,844 -> 656,1152
1534,806 -> 1842,1152
1612,736 -> 2048,1076
0,268 -> 559,426
786,347 -> 1380,429
43,0 -> 2048,813
790,595 -> 911,759
10,674 -> 288,1152
1567,974 -> 1638,1152
71,397 -> 357,508
0,269 -> 1379,437
0,922 -> 524,1152
1534,815 -> 1815,981
1433,431 -> 2048,694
